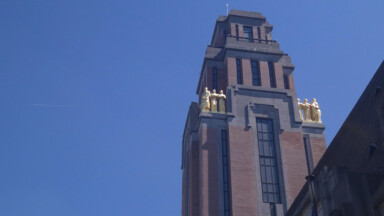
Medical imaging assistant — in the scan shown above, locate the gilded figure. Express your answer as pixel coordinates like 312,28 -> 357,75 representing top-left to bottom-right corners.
297,98 -> 303,120
218,90 -> 226,113
200,87 -> 211,112
210,89 -> 218,112
303,99 -> 311,121
310,98 -> 322,123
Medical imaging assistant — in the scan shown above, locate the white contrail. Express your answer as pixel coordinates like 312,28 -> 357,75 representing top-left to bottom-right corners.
31,104 -> 72,107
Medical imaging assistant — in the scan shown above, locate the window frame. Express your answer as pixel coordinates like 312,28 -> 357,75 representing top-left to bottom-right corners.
243,26 -> 253,42
256,118 -> 281,204
257,27 -> 261,43
236,59 -> 243,84
283,75 -> 290,89
213,67 -> 218,90
221,130 -> 231,216
251,60 -> 261,86
268,62 -> 276,88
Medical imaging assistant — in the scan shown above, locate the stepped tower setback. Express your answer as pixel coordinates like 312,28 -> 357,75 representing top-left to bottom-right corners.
181,10 -> 327,216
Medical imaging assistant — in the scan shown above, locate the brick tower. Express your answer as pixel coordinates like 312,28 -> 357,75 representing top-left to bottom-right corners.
181,10 -> 327,216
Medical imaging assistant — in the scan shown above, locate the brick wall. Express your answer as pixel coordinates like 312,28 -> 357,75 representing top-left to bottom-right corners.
280,131 -> 308,207
310,137 -> 326,166
260,61 -> 270,87
274,62 -> 284,89
230,23 -> 236,36
288,73 -> 295,91
227,57 -> 237,86
228,125 -> 258,215
260,26 -> 266,41
252,27 -> 259,41
200,126 -> 219,216
238,25 -> 244,38
217,68 -> 226,93
188,141 -> 200,216
242,59 -> 252,86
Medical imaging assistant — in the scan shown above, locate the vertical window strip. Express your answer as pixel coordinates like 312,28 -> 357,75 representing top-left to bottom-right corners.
303,136 -> 314,173
268,62 -> 276,88
283,75 -> 290,89
251,60 -> 260,86
303,137 -> 311,174
270,203 -> 277,216
256,118 -> 281,204
222,130 -> 231,216
257,27 -> 261,43
235,25 -> 239,41
236,59 -> 243,84
213,68 -> 218,90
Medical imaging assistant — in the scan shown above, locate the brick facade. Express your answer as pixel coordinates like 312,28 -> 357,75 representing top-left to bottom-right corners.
182,10 -> 327,216
228,126 -> 258,215
280,131 -> 308,207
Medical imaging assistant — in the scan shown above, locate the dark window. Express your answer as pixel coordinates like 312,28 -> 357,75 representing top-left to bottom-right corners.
303,136 -> 314,173
268,62 -> 276,88
256,118 -> 281,204
235,25 -> 239,41
270,203 -> 277,216
243,26 -> 253,42
224,31 -> 227,43
251,60 -> 261,86
257,27 -> 261,43
283,75 -> 289,89
236,59 -> 243,84
222,130 -> 231,216
213,68 -> 218,90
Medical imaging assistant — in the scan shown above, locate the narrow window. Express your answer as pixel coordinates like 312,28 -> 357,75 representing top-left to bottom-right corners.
243,26 -> 253,42
303,136 -> 314,173
268,62 -> 276,88
235,25 -> 239,41
256,118 -> 281,204
236,59 -> 243,84
213,68 -> 218,90
224,31 -> 227,44
283,75 -> 290,89
257,27 -> 261,43
251,60 -> 261,86
270,203 -> 277,216
222,130 -> 231,216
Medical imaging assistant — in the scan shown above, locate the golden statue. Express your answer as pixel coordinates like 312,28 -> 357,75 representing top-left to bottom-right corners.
302,99 -> 311,121
210,89 -> 218,112
200,87 -> 211,112
297,98 -> 303,120
218,90 -> 226,113
310,98 -> 322,123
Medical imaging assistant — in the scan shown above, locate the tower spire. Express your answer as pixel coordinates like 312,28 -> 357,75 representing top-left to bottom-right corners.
226,1 -> 229,15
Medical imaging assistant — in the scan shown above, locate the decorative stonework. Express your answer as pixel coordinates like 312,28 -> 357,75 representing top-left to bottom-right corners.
200,87 -> 226,113
297,98 -> 322,123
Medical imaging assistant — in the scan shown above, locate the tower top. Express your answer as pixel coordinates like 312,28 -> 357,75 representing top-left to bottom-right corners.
227,9 -> 266,20
196,10 -> 293,95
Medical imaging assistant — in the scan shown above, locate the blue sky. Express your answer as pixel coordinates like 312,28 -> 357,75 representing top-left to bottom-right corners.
0,1 -> 383,215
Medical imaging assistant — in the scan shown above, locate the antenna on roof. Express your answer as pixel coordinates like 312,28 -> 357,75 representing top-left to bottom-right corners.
226,1 -> 229,15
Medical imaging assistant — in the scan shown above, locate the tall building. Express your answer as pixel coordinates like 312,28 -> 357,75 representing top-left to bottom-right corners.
181,10 -> 327,216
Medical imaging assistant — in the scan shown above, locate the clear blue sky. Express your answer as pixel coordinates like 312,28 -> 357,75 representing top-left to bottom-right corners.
1,1 -> 383,215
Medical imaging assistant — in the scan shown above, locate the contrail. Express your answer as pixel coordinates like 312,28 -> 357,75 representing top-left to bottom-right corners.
31,104 -> 73,107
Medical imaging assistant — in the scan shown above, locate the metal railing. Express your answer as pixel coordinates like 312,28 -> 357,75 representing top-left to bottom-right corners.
226,34 -> 277,43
